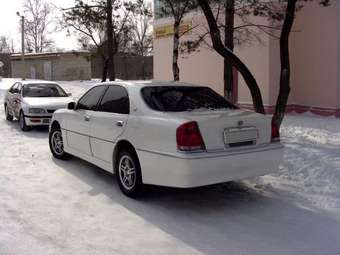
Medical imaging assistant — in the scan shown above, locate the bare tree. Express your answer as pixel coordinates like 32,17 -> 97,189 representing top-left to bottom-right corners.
197,0 -> 330,128
129,0 -> 153,57
62,1 -> 106,79
273,0 -> 330,128
196,0 -> 266,114
158,0 -> 197,81
0,36 -> 12,53
181,1 -> 286,101
63,0 -> 143,81
23,0 -> 54,53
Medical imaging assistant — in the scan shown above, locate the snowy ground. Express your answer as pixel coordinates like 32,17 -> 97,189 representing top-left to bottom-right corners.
0,78 -> 340,255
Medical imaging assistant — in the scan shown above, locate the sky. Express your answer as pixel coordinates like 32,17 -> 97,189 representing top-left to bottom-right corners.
0,0 -> 80,52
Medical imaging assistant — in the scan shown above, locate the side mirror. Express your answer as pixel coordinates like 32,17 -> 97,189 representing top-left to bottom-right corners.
67,92 -> 72,97
68,102 -> 76,110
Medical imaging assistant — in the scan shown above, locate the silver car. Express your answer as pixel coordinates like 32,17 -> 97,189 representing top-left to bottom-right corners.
4,81 -> 73,131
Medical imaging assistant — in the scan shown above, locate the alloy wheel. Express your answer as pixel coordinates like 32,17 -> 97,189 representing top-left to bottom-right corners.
119,155 -> 137,190
51,130 -> 64,156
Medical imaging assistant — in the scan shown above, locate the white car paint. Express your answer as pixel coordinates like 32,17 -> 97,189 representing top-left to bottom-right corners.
4,80 -> 73,127
51,81 -> 283,188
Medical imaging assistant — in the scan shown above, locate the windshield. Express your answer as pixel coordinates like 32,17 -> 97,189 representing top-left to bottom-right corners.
22,84 -> 68,98
141,86 -> 237,112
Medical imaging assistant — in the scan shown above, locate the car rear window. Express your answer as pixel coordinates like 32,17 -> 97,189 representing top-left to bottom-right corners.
141,86 -> 237,112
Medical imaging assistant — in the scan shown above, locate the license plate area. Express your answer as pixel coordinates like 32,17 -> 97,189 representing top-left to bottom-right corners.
224,126 -> 258,147
43,119 -> 50,124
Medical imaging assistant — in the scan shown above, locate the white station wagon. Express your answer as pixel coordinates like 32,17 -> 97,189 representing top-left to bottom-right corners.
49,81 -> 283,197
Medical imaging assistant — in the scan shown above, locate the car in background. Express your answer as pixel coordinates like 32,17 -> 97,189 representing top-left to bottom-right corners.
49,81 -> 283,197
4,81 -> 73,131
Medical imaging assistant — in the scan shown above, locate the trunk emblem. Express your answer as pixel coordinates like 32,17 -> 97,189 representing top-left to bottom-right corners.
237,120 -> 244,126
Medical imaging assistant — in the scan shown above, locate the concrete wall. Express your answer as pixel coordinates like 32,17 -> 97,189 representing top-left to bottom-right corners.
92,54 -> 153,80
12,56 -> 56,80
11,53 -> 91,81
53,53 -> 91,81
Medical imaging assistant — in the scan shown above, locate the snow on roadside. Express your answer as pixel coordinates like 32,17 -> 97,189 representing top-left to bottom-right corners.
249,114 -> 340,216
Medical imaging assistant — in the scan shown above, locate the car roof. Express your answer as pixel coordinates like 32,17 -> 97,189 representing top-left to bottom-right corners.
17,80 -> 58,86
99,80 -> 206,89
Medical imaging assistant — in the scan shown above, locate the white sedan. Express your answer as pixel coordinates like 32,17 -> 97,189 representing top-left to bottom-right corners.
49,81 -> 283,197
4,81 -> 73,131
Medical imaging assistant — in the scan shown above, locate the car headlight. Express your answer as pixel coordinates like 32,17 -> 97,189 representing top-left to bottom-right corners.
29,108 -> 46,114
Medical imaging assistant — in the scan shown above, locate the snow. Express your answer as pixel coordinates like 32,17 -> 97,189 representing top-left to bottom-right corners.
1,78 -> 340,255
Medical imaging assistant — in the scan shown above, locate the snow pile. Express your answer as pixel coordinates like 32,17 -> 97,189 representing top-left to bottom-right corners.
251,115 -> 340,215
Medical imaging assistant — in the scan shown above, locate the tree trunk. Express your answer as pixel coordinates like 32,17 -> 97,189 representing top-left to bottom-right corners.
101,57 -> 108,82
142,57 -> 146,80
106,0 -> 115,81
272,0 -> 297,129
172,20 -> 180,81
197,0 -> 265,114
224,0 -> 235,102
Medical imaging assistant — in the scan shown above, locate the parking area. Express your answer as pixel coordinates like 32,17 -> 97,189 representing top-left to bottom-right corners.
1,79 -> 340,255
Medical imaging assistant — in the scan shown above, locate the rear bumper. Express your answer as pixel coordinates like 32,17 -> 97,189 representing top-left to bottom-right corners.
137,143 -> 283,188
24,115 -> 52,126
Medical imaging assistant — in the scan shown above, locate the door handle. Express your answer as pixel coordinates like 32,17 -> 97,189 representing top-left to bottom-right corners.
84,115 -> 91,121
116,121 -> 124,127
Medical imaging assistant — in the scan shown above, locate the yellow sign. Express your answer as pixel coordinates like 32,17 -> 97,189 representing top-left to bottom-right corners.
154,21 -> 192,39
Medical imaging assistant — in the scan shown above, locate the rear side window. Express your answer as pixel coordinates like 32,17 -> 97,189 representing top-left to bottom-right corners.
97,85 -> 129,114
77,86 -> 107,111
141,86 -> 237,112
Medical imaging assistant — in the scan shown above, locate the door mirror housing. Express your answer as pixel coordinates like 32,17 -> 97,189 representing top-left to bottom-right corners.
68,102 -> 76,110
67,92 -> 72,97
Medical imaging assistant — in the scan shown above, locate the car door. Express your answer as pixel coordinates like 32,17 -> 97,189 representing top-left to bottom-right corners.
12,83 -> 23,117
66,85 -> 107,156
89,85 -> 130,163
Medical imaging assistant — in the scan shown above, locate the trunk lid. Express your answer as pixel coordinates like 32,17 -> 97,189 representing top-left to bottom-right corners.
171,109 -> 271,152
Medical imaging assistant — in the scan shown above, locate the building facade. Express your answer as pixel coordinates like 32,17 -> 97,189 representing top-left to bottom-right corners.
153,1 -> 340,117
11,51 -> 92,81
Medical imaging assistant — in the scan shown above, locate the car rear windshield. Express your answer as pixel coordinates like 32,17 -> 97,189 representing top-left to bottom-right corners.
141,86 -> 237,112
22,84 -> 68,98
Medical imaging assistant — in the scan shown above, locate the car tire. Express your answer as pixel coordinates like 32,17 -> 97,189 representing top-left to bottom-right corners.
5,105 -> 13,122
116,148 -> 144,198
49,126 -> 69,160
19,111 -> 30,132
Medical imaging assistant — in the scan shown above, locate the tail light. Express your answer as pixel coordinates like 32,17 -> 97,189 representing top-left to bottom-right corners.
271,120 -> 280,142
176,121 -> 206,151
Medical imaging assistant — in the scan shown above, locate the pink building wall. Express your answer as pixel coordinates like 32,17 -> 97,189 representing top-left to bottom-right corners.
153,2 -> 339,116
289,1 -> 340,116
153,13 -> 225,95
